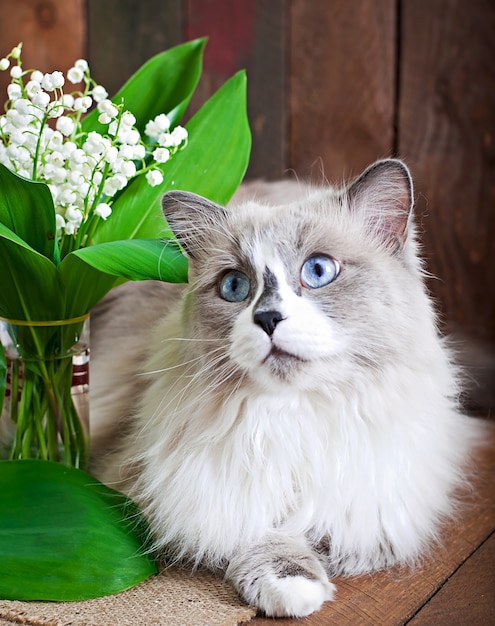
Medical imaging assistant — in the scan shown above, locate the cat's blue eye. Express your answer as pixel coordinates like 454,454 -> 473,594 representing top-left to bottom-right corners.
301,255 -> 340,289
219,270 -> 251,302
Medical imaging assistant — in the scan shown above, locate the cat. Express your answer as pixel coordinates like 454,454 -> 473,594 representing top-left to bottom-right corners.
90,159 -> 481,618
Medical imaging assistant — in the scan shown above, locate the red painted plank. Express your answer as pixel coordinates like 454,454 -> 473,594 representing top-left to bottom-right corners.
185,0 -> 287,179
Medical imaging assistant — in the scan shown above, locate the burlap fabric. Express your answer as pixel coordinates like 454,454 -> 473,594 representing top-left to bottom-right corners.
0,566 -> 256,626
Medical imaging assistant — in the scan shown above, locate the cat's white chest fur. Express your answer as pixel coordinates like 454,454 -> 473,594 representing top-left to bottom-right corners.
133,383 -> 334,562
131,357 -> 469,576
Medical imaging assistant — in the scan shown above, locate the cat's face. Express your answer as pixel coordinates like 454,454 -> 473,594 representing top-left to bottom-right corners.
162,160 -> 417,392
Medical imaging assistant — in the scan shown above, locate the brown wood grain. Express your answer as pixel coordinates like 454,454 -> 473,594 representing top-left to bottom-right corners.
185,0 -> 287,180
408,531 -> 495,626
289,0 -> 396,182
0,0 -> 85,112
398,0 -> 495,361
86,0 -> 183,99
246,0 -> 287,180
245,420 -> 495,625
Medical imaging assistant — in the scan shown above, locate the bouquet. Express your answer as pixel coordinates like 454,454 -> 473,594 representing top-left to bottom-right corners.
0,40 -> 251,600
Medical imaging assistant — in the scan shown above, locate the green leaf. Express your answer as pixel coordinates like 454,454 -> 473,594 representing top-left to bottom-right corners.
93,71 -> 251,244
82,38 -> 206,136
0,164 -> 57,263
57,239 -> 187,317
0,223 -> 64,321
66,238 -> 188,282
56,255 -> 120,319
0,460 -> 157,600
0,339 -> 6,418
163,70 -> 251,205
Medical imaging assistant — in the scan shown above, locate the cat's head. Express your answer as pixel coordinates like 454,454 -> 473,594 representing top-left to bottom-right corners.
162,160 -> 424,392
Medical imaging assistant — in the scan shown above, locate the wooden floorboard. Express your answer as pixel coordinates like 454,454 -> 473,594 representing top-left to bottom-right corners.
246,419 -> 495,625
408,531 -> 495,626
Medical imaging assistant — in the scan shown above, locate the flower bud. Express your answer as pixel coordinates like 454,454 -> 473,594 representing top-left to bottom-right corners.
56,116 -> 75,137
146,169 -> 163,187
153,147 -> 170,164
120,160 -> 136,177
94,202 -> 112,220
74,59 -> 89,72
7,83 -> 22,100
91,85 -> 108,102
67,66 -> 84,84
10,66 -> 22,79
73,96 -> 92,112
25,80 -> 41,97
98,112 -> 113,125
41,73 -> 54,91
60,94 -> 74,108
31,91 -> 50,108
30,70 -> 43,83
48,101 -> 65,118
121,111 -> 136,127
51,71 -> 65,89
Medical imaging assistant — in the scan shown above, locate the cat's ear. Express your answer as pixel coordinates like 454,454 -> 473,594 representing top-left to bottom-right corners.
161,190 -> 226,259
345,159 -> 413,252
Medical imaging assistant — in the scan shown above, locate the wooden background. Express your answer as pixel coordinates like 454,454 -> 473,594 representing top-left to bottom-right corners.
1,0 -> 493,412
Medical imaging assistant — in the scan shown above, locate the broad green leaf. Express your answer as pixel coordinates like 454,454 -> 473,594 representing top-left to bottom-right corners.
57,239 -> 187,317
0,164 -> 57,263
0,223 -> 64,321
68,238 -> 188,282
0,340 -> 5,417
92,188 -> 171,244
0,460 -> 157,600
93,71 -> 251,244
56,255 -> 120,319
162,70 -> 251,205
82,38 -> 206,136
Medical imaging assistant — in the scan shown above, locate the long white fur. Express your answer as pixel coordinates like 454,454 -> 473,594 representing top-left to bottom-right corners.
90,160 -> 481,617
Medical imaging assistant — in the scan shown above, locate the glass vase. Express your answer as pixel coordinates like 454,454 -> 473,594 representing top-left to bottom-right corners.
0,315 -> 89,468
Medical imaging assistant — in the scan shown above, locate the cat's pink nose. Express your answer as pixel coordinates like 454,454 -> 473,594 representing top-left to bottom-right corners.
253,310 -> 284,336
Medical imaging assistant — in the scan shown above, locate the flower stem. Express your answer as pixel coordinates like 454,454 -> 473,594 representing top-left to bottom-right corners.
2,318 -> 89,468
31,113 -> 49,181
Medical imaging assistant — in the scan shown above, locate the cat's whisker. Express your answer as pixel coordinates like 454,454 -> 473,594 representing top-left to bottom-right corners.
139,349 -> 224,376
222,368 -> 248,405
139,343 -> 226,376
127,347 -> 229,443
179,360 -> 237,400
160,337 -> 219,343
172,354 -> 243,408
140,350 -> 234,428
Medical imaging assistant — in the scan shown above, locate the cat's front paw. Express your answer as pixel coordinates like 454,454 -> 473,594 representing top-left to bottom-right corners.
226,537 -> 335,617
255,571 -> 336,618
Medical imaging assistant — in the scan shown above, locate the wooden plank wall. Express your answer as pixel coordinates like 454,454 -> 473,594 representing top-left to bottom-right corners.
1,0 -> 493,411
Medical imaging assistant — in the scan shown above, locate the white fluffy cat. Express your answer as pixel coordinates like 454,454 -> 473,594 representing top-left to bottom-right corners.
90,159 -> 480,618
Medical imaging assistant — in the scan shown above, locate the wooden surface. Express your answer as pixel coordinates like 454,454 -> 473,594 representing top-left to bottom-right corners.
86,0 -> 183,99
408,533 -> 495,626
289,0 -> 397,180
0,0 -> 85,100
243,419 -> 495,625
185,0 -> 287,180
398,0 -> 495,360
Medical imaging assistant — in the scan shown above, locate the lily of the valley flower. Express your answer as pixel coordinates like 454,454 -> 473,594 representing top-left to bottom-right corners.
0,42 -> 188,253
